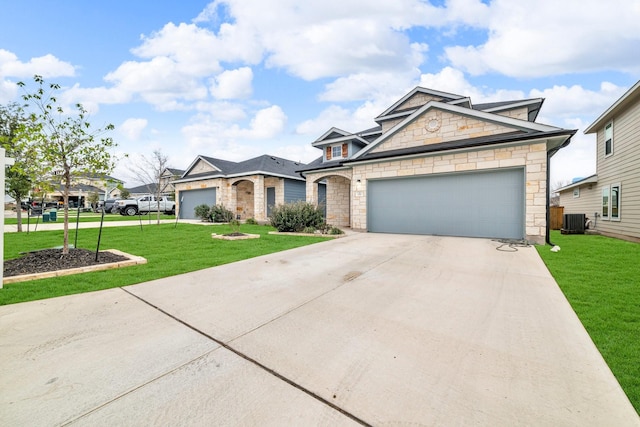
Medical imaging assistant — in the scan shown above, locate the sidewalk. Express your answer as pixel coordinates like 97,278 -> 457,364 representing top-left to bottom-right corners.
3,211 -> 201,232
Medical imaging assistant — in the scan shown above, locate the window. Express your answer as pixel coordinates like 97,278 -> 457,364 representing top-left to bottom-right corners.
327,143 -> 348,161
602,187 -> 609,219
573,188 -> 580,198
604,121 -> 613,157
611,183 -> 620,220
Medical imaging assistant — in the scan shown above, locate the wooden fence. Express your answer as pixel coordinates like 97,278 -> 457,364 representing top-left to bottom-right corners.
549,206 -> 564,230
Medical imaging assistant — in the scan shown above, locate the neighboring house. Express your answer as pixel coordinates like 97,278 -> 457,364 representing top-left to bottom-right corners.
160,167 -> 184,194
48,173 -> 123,207
126,183 -> 159,198
125,168 -> 184,198
173,155 -> 311,220
299,86 -> 576,244
558,80 -> 640,241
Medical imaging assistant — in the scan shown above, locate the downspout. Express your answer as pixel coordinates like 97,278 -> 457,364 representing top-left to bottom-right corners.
546,148 -> 554,245
546,134 -> 575,246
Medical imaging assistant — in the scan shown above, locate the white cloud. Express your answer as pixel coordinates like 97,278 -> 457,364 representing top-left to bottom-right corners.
0,49 -> 75,79
210,67 -> 253,99
120,118 -> 148,141
530,82 -> 627,123
226,105 -> 287,139
444,0 -> 640,77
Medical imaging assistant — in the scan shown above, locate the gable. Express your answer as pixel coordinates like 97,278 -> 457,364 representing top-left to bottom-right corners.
394,93 -> 445,113
185,159 -> 217,176
370,109 -> 519,155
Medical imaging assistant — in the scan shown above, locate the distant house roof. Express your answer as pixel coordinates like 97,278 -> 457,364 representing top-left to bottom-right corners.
127,183 -> 159,194
556,174 -> 599,193
82,173 -> 123,183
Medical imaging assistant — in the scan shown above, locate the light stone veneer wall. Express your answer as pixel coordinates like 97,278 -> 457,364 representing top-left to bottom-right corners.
373,110 -> 515,154
305,169 -> 353,227
175,174 -> 270,221
350,142 -> 548,244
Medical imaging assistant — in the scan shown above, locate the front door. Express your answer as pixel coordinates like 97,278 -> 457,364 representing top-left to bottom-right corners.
266,187 -> 276,217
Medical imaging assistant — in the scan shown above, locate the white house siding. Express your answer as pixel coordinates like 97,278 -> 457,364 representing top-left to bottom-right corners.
559,185 -> 600,221
595,98 -> 640,239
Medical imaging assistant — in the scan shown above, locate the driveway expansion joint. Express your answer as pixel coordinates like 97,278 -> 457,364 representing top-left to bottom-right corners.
120,287 -> 373,427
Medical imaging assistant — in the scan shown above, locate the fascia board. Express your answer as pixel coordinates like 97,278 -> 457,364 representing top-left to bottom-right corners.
353,101 -> 562,160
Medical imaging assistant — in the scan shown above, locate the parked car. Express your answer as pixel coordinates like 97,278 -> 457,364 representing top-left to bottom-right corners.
116,195 -> 175,216
101,199 -> 119,213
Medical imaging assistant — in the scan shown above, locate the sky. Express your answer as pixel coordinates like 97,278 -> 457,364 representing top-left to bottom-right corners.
1,0 -> 639,188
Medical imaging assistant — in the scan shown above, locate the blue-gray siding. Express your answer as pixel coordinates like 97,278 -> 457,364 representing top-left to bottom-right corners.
284,180 -> 306,203
367,168 -> 525,239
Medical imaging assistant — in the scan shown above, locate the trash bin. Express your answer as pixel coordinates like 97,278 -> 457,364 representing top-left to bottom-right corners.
43,213 -> 50,222
49,209 -> 57,221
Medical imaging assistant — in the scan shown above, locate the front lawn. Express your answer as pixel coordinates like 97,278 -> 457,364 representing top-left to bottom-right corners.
537,231 -> 640,414
1,223 -> 328,306
5,212 -> 175,224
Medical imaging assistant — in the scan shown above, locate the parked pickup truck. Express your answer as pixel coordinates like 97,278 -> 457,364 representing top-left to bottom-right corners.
115,195 -> 176,216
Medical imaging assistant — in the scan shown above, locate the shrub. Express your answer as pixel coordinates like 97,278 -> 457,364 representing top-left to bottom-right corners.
245,217 -> 258,225
210,204 -> 234,223
329,226 -> 344,235
269,201 -> 325,232
194,204 -> 212,221
302,226 -> 316,234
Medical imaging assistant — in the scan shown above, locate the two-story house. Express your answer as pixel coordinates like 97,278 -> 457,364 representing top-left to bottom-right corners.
558,80 -> 640,241
299,86 -> 576,244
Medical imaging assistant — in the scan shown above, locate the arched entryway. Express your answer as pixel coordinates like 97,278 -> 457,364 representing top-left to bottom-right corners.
309,174 -> 351,227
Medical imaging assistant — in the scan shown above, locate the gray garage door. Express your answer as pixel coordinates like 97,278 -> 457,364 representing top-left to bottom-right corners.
368,168 -> 524,239
179,188 -> 216,219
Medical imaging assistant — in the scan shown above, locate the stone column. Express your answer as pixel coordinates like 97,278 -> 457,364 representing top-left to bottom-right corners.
253,175 -> 265,221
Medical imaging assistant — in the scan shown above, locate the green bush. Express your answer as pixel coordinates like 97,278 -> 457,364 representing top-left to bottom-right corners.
329,226 -> 344,235
210,204 -> 234,223
245,217 -> 258,225
302,226 -> 316,234
269,201 -> 325,232
194,204 -> 212,221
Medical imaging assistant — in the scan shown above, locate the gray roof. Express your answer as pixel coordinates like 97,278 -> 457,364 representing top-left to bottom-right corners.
180,154 -> 307,182
299,129 -> 576,174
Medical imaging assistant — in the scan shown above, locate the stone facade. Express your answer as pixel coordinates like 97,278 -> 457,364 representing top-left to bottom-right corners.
373,110 -> 515,154
305,169 -> 353,227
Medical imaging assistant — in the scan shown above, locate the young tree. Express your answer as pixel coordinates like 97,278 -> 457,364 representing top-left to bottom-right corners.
118,187 -> 130,199
129,149 -> 171,224
88,191 -> 100,212
0,103 -> 40,232
18,75 -> 116,254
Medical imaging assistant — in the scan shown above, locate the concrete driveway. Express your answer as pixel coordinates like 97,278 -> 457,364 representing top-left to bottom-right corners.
1,233 -> 638,426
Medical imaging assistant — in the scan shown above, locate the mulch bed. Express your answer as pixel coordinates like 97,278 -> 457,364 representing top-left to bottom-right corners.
4,248 -> 129,278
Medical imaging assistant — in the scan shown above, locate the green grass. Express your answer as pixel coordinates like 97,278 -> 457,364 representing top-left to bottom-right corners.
5,212 -> 176,224
537,231 -> 640,414
2,223 -> 328,306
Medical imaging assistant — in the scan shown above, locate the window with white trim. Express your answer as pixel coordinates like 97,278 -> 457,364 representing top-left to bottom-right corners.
573,188 -> 580,198
332,145 -> 342,159
604,121 -> 613,157
602,187 -> 609,219
611,183 -> 620,221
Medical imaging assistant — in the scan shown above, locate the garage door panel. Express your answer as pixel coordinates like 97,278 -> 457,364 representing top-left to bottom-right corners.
368,169 -> 524,239
179,188 -> 216,219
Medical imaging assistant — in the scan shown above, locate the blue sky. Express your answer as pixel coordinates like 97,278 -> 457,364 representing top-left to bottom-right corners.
1,0 -> 639,187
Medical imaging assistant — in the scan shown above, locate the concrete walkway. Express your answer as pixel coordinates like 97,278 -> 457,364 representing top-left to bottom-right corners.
1,233 -> 638,426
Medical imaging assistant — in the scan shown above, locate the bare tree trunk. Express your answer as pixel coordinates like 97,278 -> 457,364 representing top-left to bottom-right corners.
15,196 -> 23,232
63,172 -> 71,255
